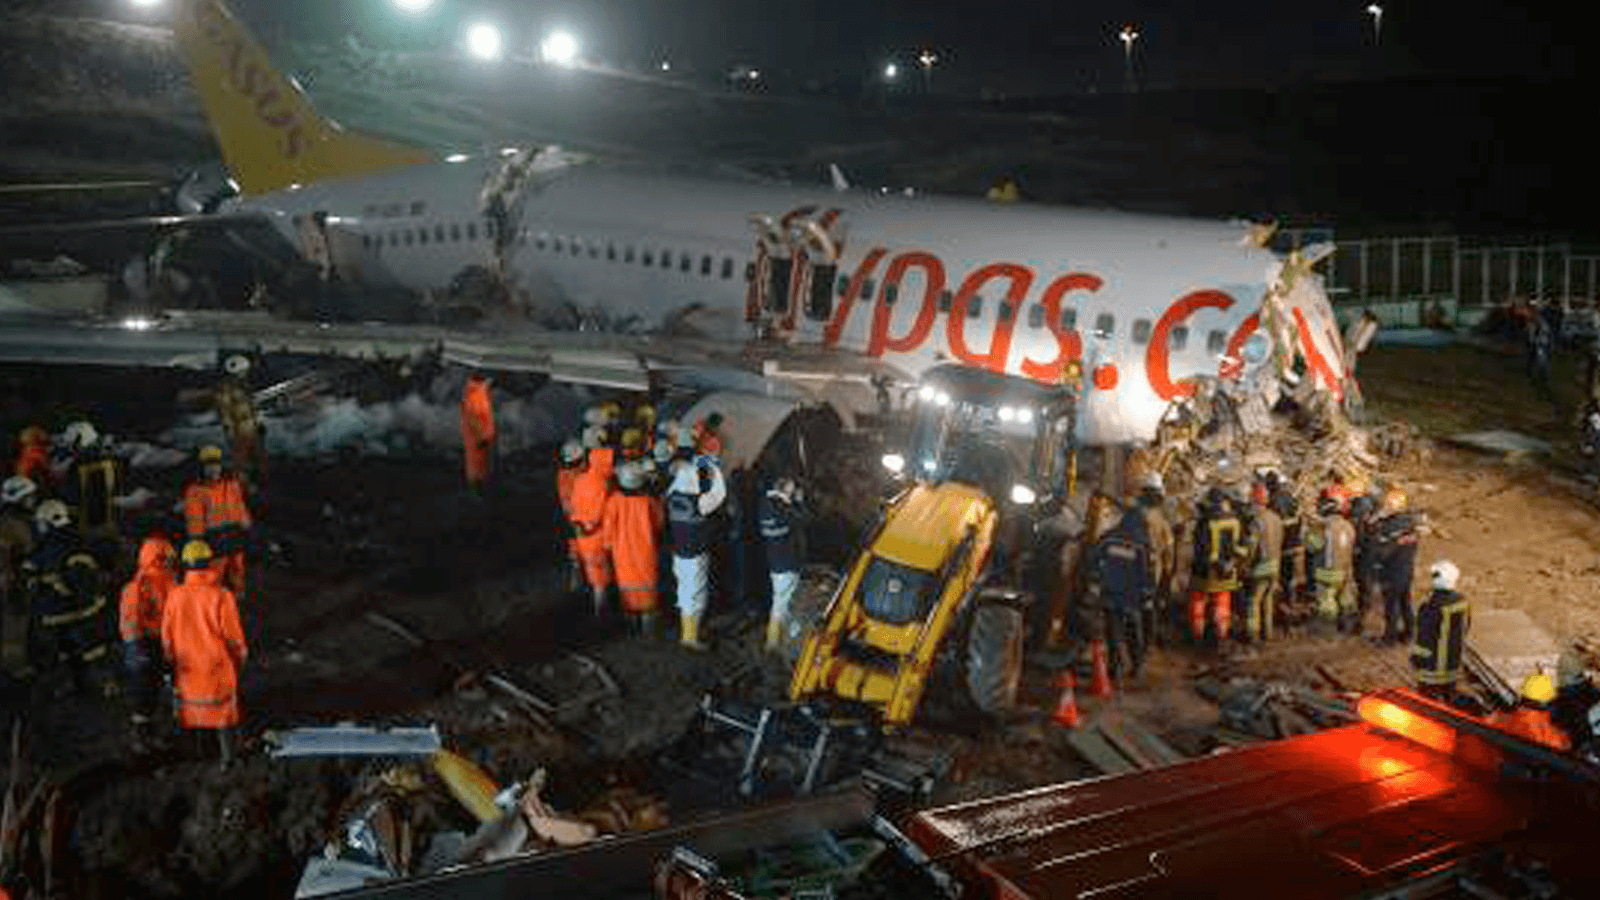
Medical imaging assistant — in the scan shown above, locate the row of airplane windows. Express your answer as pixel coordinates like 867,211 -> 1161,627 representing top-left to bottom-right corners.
359,221 -> 1225,354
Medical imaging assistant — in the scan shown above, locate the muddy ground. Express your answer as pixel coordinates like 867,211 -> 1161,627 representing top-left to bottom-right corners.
4,336 -> 1599,899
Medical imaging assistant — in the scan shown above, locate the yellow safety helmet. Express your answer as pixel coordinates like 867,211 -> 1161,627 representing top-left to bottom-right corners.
1381,486 -> 1408,514
181,540 -> 214,568
634,404 -> 657,426
598,401 -> 622,424
198,445 -> 225,464
620,428 -> 644,450
1521,672 -> 1556,705
19,425 -> 48,446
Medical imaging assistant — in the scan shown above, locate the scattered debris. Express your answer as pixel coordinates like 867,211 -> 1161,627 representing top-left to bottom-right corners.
269,725 -> 444,758
1466,608 -> 1563,705
1448,430 -> 1552,459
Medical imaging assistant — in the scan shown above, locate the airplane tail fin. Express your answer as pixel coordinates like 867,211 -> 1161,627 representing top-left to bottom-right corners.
172,0 -> 434,196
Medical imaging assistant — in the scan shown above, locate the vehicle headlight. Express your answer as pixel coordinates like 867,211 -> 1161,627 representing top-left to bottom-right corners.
921,458 -> 937,473
1015,407 -> 1035,425
934,391 -> 951,407
1010,484 -> 1037,505
121,316 -> 154,331
998,406 -> 1016,422
881,453 -> 905,474
918,385 -> 936,402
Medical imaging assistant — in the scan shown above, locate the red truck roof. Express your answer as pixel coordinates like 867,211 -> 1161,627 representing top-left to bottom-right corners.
907,713 -> 1598,899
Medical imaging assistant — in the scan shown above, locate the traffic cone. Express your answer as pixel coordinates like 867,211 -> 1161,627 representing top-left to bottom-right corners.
1051,671 -> 1080,728
1089,639 -> 1114,698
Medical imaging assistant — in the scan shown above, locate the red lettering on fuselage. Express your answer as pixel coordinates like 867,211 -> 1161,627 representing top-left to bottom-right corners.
824,247 -> 888,346
1147,289 -> 1235,401
868,252 -> 945,358
949,263 -> 1031,373
1020,273 -> 1098,383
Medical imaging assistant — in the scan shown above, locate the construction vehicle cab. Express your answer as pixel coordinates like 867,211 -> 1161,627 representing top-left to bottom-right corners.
790,366 -> 1074,728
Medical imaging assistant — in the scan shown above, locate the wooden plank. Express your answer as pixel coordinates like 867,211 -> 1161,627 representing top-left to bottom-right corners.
1067,727 -> 1140,775
1467,609 -> 1562,698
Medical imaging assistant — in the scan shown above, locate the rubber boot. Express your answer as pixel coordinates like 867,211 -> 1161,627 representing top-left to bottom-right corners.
679,613 -> 708,651
764,616 -> 784,653
218,728 -> 234,772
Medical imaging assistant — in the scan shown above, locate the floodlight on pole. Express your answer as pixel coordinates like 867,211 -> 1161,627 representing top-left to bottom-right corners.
1366,3 -> 1383,44
540,30 -> 580,66
884,61 -> 899,81
1119,24 -> 1139,92
465,22 -> 503,61
917,49 -> 937,91
390,0 -> 433,13
127,0 -> 163,7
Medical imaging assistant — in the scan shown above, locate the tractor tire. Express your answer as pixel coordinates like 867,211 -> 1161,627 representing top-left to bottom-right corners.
965,603 -> 1024,716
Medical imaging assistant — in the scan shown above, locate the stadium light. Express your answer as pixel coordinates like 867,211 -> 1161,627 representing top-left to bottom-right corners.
884,61 -> 899,80
466,22 -> 503,61
127,0 -> 163,7
540,30 -> 580,66
390,0 -> 433,12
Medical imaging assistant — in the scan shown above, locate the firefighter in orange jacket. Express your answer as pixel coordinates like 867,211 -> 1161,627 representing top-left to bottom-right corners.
556,439 -> 586,591
182,446 -> 253,598
14,426 -> 49,485
162,540 -> 247,768
570,426 -> 616,615
603,461 -> 663,634
461,373 -> 496,494
120,532 -> 177,743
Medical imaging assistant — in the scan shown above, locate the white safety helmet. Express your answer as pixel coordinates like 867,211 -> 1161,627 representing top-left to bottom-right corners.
34,499 -> 71,531
669,459 -> 698,495
224,354 -> 251,377
1140,471 -> 1164,493
676,425 -> 697,450
1,476 -> 37,506
61,420 -> 98,451
616,461 -> 645,490
559,439 -> 585,465
652,440 -> 675,464
581,425 -> 605,449
1430,560 -> 1461,592
582,406 -> 609,427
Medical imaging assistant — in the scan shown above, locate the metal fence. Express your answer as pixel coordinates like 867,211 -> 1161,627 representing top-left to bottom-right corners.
1274,229 -> 1600,328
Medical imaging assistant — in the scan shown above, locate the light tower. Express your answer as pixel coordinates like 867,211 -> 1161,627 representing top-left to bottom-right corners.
1366,4 -> 1383,45
1118,24 -> 1139,92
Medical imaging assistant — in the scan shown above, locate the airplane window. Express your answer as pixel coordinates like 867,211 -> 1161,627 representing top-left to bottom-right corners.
432,225 -> 444,242
418,229 -> 429,245
1028,305 -> 1045,329
467,222 -> 478,240
884,284 -> 899,306
662,251 -> 674,269
680,254 -> 691,273
861,278 -> 876,300
1094,313 -> 1114,337
1133,319 -> 1153,344
1170,326 -> 1189,350
535,233 -> 547,251
553,236 -> 564,253
745,262 -> 755,281
968,296 -> 983,318
607,243 -> 617,261
938,290 -> 953,313
589,243 -> 599,259
389,232 -> 399,247
1207,330 -> 1228,354
643,250 -> 654,266
998,301 -> 1013,322
837,274 -> 850,296
450,223 -> 461,242
625,246 -> 636,263
572,239 -> 583,257
701,255 -> 712,276
1060,307 -> 1077,331
723,258 -> 735,279
410,201 -> 425,216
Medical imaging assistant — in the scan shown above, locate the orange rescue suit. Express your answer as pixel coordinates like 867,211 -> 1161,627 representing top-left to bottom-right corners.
570,449 -> 615,591
182,474 -> 252,596
14,440 -> 47,485
603,490 -> 663,614
557,463 -> 583,565
161,567 -> 247,729
119,536 -> 176,642
460,376 -> 496,488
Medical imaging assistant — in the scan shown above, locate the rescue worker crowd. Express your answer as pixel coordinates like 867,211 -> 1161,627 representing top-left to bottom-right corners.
3,358 -> 262,767
1065,466 -> 1599,755
538,399 -> 805,655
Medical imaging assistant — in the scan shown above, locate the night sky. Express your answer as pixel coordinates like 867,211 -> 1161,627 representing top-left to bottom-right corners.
77,0 -> 1587,93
